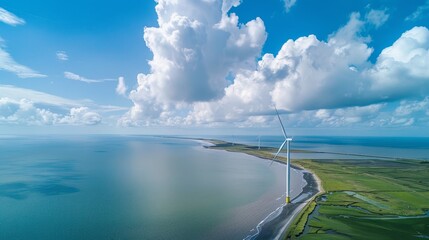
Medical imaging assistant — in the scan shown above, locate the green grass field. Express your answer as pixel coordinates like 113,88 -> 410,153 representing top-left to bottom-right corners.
205,140 -> 429,240
291,159 -> 429,240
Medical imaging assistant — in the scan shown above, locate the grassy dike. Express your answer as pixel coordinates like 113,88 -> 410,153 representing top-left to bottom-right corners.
204,139 -> 429,239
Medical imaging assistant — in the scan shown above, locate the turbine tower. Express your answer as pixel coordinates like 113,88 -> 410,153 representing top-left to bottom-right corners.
272,108 -> 293,204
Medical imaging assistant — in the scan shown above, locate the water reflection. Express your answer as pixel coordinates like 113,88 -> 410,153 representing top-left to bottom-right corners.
0,136 -> 301,240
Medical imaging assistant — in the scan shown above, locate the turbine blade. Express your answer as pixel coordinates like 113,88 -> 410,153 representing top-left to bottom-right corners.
275,107 -> 288,138
270,140 -> 286,166
274,141 -> 287,159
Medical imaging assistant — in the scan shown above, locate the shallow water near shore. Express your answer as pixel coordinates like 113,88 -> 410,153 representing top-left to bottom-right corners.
0,135 -> 305,239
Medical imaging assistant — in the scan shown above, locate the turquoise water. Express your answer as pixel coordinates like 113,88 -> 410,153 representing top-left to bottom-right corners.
0,135 -> 304,239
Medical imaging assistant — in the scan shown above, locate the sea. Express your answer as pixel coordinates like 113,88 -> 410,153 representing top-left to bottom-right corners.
1,135 -> 427,240
0,135 -> 305,240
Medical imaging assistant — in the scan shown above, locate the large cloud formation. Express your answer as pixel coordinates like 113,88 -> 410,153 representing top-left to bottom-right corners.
188,13 -> 429,124
121,0 -> 266,125
122,1 -> 429,128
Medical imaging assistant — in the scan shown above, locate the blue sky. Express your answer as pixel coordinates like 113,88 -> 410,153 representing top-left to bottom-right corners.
0,0 -> 429,136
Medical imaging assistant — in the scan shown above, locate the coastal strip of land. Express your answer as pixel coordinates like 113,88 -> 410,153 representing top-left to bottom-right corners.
201,139 -> 429,240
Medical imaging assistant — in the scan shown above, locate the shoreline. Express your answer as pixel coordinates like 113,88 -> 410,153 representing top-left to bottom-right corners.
255,171 -> 320,240
168,136 -> 429,238
197,138 -> 323,240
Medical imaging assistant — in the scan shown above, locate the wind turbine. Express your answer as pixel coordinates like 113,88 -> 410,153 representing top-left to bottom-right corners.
271,108 -> 293,204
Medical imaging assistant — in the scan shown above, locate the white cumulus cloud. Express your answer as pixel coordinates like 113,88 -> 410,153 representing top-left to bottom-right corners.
312,104 -> 385,127
116,76 -> 128,96
121,0 -> 266,125
0,7 -> 25,26
121,4 -> 429,129
188,13 -> 429,125
0,85 -> 130,127
116,77 -> 128,96
371,26 -> 429,99
0,98 -> 102,126
57,107 -> 102,125
187,12 -> 377,122
365,9 -> 389,28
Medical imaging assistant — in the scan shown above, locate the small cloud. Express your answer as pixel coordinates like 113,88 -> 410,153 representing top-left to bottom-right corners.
284,0 -> 297,12
0,7 -> 25,26
349,65 -> 358,72
64,71 -> 115,84
406,0 -> 429,21
0,44 -> 46,78
56,51 -> 68,61
390,117 -> 415,126
394,97 -> 429,116
365,9 -> 389,28
58,107 -> 102,125
0,84 -> 82,107
116,76 -> 128,96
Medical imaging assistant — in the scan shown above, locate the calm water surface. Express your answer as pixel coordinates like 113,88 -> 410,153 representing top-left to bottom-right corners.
0,135 -> 304,240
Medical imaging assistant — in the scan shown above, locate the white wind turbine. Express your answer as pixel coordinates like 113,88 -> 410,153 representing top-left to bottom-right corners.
258,135 -> 261,150
271,107 -> 293,204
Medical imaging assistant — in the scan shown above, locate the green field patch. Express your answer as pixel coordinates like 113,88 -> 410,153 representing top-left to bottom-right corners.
296,158 -> 429,240
317,205 -> 370,217
286,200 -> 318,238
344,191 -> 389,209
